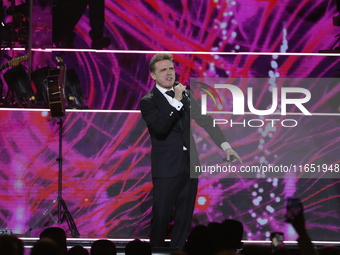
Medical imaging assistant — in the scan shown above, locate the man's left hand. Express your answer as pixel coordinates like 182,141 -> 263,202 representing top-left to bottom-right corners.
224,148 -> 243,163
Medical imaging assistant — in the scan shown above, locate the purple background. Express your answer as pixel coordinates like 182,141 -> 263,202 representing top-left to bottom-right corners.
0,0 -> 340,242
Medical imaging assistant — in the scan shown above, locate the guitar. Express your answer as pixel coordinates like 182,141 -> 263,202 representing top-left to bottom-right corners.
46,53 -> 66,118
0,54 -> 30,71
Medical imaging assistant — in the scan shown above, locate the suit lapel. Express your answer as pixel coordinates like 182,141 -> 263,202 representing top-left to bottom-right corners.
152,86 -> 169,109
152,85 -> 184,129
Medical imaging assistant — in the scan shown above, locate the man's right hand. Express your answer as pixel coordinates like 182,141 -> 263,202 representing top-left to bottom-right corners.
173,82 -> 186,102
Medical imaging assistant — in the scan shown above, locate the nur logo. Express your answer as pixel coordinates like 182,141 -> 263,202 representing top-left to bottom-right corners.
196,82 -> 223,108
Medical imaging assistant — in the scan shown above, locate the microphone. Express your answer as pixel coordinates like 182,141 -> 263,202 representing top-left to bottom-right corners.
173,81 -> 190,101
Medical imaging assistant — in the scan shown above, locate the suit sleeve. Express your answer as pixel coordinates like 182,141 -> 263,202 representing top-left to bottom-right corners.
188,93 -> 227,148
139,94 -> 180,135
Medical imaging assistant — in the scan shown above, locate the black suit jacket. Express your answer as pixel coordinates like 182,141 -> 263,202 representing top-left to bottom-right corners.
139,85 -> 227,178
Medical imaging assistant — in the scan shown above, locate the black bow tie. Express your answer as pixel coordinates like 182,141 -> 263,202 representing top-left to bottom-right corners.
165,90 -> 175,98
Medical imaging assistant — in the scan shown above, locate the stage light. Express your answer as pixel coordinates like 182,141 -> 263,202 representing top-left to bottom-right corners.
65,68 -> 87,109
3,65 -> 35,107
30,66 -> 87,112
31,66 -> 50,107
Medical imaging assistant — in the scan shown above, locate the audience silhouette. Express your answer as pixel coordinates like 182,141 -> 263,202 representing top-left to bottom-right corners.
21,202 -> 340,255
39,227 -> 68,255
318,246 -> 340,255
30,238 -> 64,255
67,245 -> 90,255
286,199 -> 318,255
90,239 -> 116,255
184,224 -> 212,255
240,244 -> 271,255
183,219 -> 244,255
0,234 -> 24,255
215,219 -> 244,254
125,239 -> 152,255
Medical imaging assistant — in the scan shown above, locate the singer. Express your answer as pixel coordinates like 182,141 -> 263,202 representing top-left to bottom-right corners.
139,53 -> 242,250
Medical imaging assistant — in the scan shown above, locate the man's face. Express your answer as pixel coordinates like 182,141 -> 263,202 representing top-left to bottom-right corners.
150,60 -> 175,89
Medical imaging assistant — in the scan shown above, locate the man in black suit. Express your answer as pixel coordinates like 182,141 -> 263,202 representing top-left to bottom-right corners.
139,53 -> 242,250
